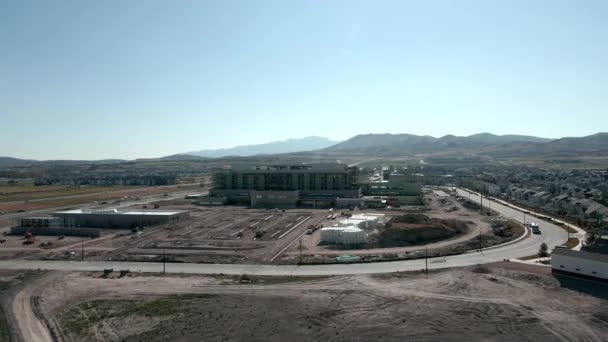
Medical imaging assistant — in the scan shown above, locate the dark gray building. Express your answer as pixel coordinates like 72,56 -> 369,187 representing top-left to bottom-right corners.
210,163 -> 360,207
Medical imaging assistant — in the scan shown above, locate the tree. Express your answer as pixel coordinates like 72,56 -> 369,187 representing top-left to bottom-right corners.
539,242 -> 549,257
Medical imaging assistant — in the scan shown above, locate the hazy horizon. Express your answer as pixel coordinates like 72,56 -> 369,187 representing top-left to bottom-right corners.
3,131 -> 605,161
2,0 -> 607,159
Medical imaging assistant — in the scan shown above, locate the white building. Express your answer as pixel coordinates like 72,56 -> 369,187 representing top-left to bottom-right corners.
551,248 -> 608,282
351,214 -> 383,229
337,218 -> 368,229
320,226 -> 367,245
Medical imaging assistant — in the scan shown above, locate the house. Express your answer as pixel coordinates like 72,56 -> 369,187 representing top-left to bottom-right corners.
585,189 -> 603,201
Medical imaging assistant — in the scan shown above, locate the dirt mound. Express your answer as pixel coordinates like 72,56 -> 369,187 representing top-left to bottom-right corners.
373,215 -> 469,248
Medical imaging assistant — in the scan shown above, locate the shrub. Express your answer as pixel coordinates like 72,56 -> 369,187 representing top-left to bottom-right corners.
539,242 -> 549,257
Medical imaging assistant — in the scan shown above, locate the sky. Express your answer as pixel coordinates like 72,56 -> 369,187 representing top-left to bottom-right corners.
1,0 -> 607,160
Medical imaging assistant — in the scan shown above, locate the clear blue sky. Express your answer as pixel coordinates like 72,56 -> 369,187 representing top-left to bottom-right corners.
1,0 -> 607,160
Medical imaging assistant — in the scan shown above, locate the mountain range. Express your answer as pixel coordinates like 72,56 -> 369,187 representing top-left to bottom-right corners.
322,133 -> 551,155
2,133 -> 607,167
322,132 -> 608,157
186,136 -> 338,158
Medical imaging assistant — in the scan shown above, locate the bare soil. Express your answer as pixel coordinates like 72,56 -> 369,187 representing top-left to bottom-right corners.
27,264 -> 608,342
283,191 -> 519,263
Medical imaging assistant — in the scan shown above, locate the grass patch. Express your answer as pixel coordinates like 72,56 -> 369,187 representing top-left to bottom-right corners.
0,309 -> 8,342
562,238 -> 580,249
518,254 -> 542,261
211,274 -> 330,285
560,225 -> 578,234
0,281 -> 12,291
0,185 -> 132,202
471,265 -> 493,274
518,254 -> 541,261
0,280 -> 14,341
248,275 -> 329,285
63,294 -> 215,335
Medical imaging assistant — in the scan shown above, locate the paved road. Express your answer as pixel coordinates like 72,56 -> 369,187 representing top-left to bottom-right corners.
455,188 -> 573,252
0,188 -> 576,276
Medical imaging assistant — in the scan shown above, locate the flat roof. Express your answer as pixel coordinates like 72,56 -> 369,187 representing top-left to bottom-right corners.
552,248 -> 608,263
230,163 -> 349,172
55,209 -> 187,216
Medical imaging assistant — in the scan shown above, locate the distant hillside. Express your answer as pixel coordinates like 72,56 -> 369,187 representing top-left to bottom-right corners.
0,157 -> 126,168
187,136 -> 339,158
158,154 -> 209,161
323,133 -> 552,155
486,132 -> 608,157
0,157 -> 38,168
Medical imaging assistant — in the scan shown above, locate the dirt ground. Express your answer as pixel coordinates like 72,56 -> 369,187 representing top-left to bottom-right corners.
20,264 -> 608,342
282,191 -> 517,263
71,206 -> 330,264
1,190 -> 522,266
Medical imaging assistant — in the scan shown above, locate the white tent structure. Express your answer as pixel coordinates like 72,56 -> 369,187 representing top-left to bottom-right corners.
337,213 -> 386,230
320,226 -> 367,245
337,218 -> 368,229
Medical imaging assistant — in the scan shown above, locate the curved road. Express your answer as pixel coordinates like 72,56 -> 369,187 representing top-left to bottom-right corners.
0,188 -> 581,276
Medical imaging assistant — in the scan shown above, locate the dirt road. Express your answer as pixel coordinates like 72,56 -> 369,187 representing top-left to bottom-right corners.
10,272 -> 59,342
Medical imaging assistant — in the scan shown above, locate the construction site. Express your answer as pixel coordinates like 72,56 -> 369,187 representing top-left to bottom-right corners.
0,185 -> 526,266
3,262 -> 607,342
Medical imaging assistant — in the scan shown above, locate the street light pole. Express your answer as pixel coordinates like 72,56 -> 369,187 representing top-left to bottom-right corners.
425,247 -> 428,279
299,239 -> 303,264
163,248 -> 166,274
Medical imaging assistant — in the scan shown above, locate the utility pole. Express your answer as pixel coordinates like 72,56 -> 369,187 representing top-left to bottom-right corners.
299,239 -> 303,264
163,248 -> 166,274
81,240 -> 84,261
479,227 -> 483,252
425,247 -> 428,279
480,194 -> 483,215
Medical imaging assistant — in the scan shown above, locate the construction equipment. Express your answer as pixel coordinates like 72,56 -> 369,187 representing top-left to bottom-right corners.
23,232 -> 35,245
306,223 -> 324,233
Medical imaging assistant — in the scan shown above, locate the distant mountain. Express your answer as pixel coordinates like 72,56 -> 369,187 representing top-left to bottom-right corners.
0,157 -> 126,168
322,133 -> 552,155
187,136 -> 339,158
158,154 -> 209,161
486,132 -> 608,157
0,157 -> 38,168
